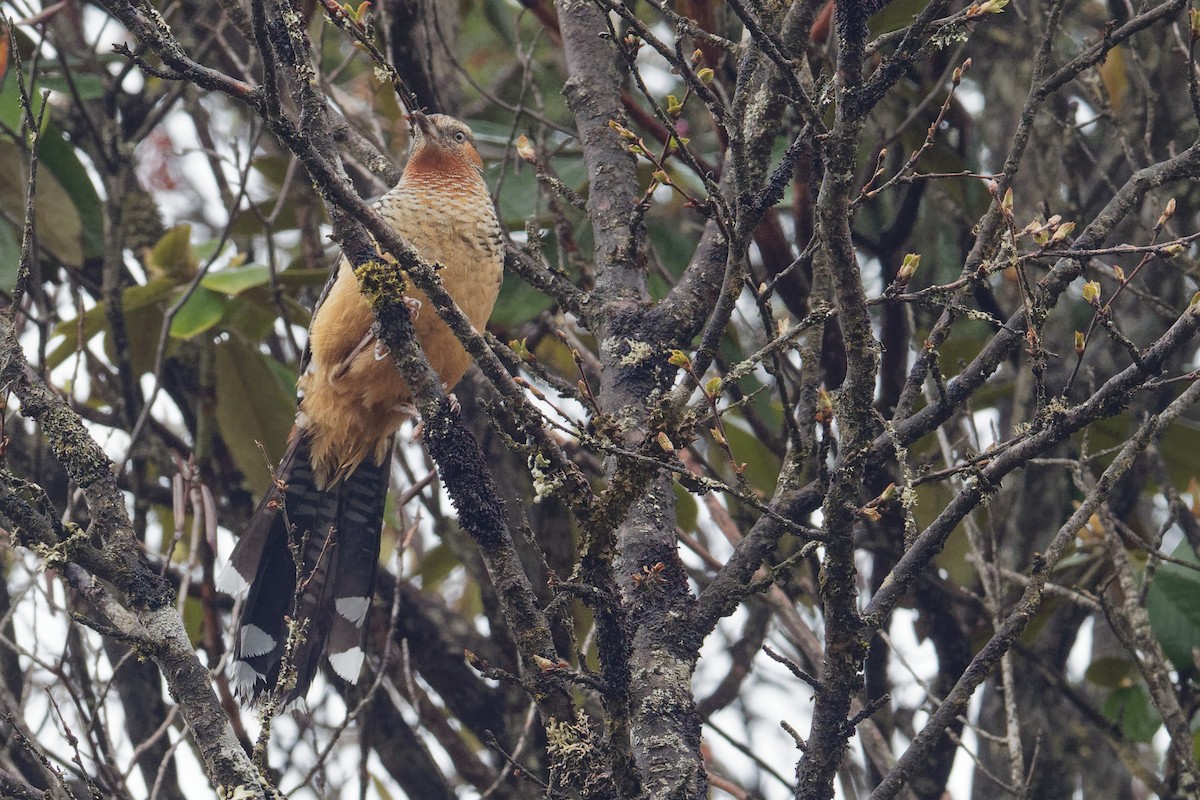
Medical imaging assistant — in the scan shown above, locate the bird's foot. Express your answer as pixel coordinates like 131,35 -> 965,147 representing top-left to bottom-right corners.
373,340 -> 390,361
404,296 -> 422,320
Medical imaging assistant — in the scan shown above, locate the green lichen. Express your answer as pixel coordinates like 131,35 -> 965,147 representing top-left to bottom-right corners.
618,338 -> 653,366
34,521 -> 88,570
529,451 -> 564,503
546,708 -> 610,793
353,259 -> 407,310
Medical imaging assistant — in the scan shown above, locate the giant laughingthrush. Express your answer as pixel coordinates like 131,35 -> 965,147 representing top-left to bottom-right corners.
219,112 -> 504,706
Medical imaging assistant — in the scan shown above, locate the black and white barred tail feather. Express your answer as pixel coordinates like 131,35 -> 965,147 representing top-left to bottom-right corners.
218,433 -> 389,707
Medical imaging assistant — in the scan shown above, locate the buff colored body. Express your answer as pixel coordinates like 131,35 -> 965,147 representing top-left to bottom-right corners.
221,112 -> 503,706
301,113 -> 504,485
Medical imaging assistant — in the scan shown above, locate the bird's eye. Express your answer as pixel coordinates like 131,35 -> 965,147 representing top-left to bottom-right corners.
454,131 -> 467,143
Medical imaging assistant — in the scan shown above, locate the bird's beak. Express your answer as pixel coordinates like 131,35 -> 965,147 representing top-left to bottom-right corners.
407,110 -> 437,139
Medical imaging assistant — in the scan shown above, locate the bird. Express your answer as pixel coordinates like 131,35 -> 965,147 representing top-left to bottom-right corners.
218,111 -> 504,707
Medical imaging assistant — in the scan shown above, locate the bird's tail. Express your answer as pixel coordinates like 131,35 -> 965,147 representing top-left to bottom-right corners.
218,431 -> 390,708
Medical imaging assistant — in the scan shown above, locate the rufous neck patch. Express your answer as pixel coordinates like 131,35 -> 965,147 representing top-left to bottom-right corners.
405,144 -> 483,185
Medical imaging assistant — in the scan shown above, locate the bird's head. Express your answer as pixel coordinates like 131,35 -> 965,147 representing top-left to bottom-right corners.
404,111 -> 484,179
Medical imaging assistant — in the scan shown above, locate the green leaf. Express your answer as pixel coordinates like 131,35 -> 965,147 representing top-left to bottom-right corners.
0,139 -> 85,266
148,225 -> 197,279
0,66 -> 46,132
39,126 -> 104,260
1153,419 -> 1200,489
723,418 -> 781,496
370,775 -> 396,800
1146,543 -> 1200,674
250,156 -> 294,187
530,332 -> 578,376
1102,684 -> 1161,743
647,210 -> 702,286
279,268 -> 337,288
930,492 -> 972,587
415,542 -> 461,587
490,150 -> 588,225
1085,657 -> 1133,689
0,59 -> 105,263
482,0 -> 517,45
213,338 -> 296,492
181,595 -> 205,646
202,264 -> 273,296
221,294 -> 288,342
673,482 -> 698,533
229,199 -> 303,236
491,273 -> 550,328
35,73 -> 106,101
869,0 -> 931,35
170,286 -> 226,339
0,219 -> 19,293
458,580 -> 483,619
48,279 -> 176,369
200,264 -> 329,297
1084,412 -> 1200,490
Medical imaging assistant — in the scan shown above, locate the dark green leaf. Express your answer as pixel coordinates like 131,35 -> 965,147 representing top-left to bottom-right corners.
148,225 -> 197,279
1101,684 -> 1162,743
673,482 -> 698,533
1146,543 -> 1200,674
181,595 -> 204,646
491,274 -> 552,328
170,286 -> 226,339
415,542 -> 461,587
482,0 -> 517,45
0,139 -> 86,266
722,419 -> 781,496
0,219 -> 19,292
869,0 -> 931,36
1085,657 -> 1133,689
36,73 -> 106,101
213,338 -> 296,492
48,279 -> 175,369
202,264 -> 274,296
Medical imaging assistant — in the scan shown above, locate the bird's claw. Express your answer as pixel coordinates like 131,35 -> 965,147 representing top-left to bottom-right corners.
404,296 -> 422,320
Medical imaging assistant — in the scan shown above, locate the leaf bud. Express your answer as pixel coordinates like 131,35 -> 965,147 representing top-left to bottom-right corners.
515,134 -> 536,163
1156,197 -> 1177,229
1051,221 -> 1076,243
608,119 -> 637,140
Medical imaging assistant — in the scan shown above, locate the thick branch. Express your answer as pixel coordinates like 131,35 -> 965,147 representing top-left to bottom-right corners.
794,4 -> 878,797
